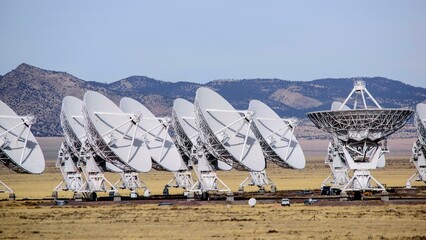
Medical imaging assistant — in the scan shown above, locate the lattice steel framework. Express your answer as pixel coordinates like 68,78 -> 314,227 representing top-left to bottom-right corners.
308,109 -> 413,142
307,80 -> 413,192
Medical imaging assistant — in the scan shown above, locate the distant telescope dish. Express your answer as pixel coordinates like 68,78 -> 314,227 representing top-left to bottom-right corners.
83,91 -> 152,172
172,98 -> 232,171
0,100 -> 45,174
248,197 -> 256,207
194,87 -> 265,172
249,100 -> 305,169
120,97 -> 184,172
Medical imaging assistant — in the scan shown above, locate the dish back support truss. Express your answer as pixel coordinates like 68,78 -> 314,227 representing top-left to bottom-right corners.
307,80 -> 413,192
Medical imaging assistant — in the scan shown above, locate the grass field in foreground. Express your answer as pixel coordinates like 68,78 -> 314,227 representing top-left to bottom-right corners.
0,156 -> 423,199
1,138 -> 425,239
0,201 -> 425,240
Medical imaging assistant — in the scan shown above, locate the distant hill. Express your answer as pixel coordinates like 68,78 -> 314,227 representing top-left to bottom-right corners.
1,63 -> 425,137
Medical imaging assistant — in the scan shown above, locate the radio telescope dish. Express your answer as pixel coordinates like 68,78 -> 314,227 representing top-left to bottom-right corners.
308,81 -> 413,142
0,100 -> 45,174
249,100 -> 305,169
307,80 -> 413,193
83,91 -> 152,172
308,108 -> 412,142
407,103 -> 426,187
61,96 -> 132,173
172,98 -> 232,171
194,87 -> 265,172
120,97 -> 184,172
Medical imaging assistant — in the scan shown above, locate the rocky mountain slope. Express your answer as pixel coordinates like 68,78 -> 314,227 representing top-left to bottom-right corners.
1,63 -> 425,137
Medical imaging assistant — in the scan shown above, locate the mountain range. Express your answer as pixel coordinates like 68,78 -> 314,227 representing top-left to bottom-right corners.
1,63 -> 425,138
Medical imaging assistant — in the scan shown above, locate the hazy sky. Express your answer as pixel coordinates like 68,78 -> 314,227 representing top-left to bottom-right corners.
1,1 -> 425,87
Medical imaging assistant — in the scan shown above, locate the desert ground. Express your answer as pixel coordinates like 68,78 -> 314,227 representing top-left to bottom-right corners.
0,137 -> 425,239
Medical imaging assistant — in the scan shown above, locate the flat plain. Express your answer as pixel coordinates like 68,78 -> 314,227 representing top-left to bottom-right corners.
0,137 -> 425,239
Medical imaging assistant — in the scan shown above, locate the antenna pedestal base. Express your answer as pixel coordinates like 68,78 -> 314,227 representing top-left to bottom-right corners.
53,143 -> 86,199
114,171 -> 149,197
321,168 -> 350,190
342,169 -> 386,192
166,170 -> 195,192
80,150 -> 117,198
190,169 -> 231,195
8,193 -> 16,201
239,171 -> 275,193
0,179 -> 14,200
407,142 -> 426,188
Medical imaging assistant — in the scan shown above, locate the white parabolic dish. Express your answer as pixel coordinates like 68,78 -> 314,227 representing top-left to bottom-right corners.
194,87 -> 265,172
61,96 -> 128,173
83,91 -> 151,172
172,98 -> 232,171
249,100 -> 305,169
120,97 -> 185,172
0,100 -> 45,174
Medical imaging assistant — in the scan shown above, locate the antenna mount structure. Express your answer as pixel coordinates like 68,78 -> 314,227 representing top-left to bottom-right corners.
308,80 -> 413,194
53,96 -> 119,200
172,98 -> 230,196
406,103 -> 426,188
120,97 -> 193,194
239,100 -> 305,193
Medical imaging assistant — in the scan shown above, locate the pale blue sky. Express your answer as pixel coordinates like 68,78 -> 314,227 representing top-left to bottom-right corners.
1,1 -> 425,87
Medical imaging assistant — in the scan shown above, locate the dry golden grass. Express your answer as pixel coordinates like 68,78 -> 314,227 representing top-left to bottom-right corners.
0,201 -> 425,239
1,138 -> 426,239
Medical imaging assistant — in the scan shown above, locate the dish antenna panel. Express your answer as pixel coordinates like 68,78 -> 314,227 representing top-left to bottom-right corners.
407,103 -> 426,188
172,98 -> 231,194
322,101 -> 386,190
194,87 -> 266,172
83,91 -> 152,173
0,100 -> 45,199
307,80 -> 413,193
54,96 -> 120,200
238,100 -> 306,192
120,97 -> 194,191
